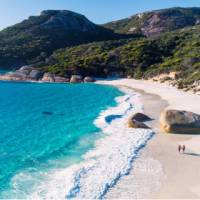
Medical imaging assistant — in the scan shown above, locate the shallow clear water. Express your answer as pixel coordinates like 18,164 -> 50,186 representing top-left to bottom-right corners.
0,81 -> 122,197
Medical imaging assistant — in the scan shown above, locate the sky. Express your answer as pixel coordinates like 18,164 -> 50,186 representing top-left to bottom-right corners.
0,0 -> 200,30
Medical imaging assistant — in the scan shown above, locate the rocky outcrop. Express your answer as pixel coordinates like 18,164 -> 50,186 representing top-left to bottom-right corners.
41,73 -> 55,82
160,110 -> 200,134
104,7 -> 200,37
130,113 -> 151,122
0,67 -> 96,84
18,66 -> 33,72
40,10 -> 97,32
54,76 -> 69,83
0,66 -> 44,81
148,72 -> 200,95
83,76 -> 96,82
70,75 -> 83,83
0,72 -> 27,81
28,70 -> 43,80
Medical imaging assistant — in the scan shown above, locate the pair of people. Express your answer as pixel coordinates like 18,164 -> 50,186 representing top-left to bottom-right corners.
178,145 -> 186,153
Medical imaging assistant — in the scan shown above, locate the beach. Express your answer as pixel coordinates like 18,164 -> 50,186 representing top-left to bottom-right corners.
1,79 -> 200,198
97,79 -> 200,199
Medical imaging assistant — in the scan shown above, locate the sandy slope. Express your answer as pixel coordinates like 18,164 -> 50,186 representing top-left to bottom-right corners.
97,79 -> 200,199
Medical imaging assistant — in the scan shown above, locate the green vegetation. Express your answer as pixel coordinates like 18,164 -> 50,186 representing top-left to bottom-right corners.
143,26 -> 200,85
42,25 -> 200,86
0,8 -> 199,87
0,10 -> 127,68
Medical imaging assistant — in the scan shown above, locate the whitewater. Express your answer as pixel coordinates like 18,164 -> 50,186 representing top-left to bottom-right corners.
26,87 -> 153,199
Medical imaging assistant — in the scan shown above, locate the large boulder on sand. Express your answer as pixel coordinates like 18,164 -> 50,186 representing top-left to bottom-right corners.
128,119 -> 150,129
131,113 -> 152,122
160,110 -> 200,134
70,75 -> 82,83
84,76 -> 96,82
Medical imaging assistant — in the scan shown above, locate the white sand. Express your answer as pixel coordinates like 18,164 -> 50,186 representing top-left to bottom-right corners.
98,79 -> 200,114
97,79 -> 200,199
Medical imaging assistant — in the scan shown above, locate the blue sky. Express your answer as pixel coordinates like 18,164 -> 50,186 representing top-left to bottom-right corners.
0,0 -> 200,29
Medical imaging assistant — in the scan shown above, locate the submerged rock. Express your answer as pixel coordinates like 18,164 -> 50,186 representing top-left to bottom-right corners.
130,113 -> 152,122
128,119 -> 150,129
160,109 -> 200,134
42,111 -> 54,115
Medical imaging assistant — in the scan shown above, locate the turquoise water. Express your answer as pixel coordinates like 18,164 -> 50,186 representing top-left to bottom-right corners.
0,81 -> 122,198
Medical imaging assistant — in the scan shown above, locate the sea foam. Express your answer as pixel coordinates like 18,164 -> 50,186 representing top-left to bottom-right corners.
5,87 -> 153,199
64,88 -> 153,199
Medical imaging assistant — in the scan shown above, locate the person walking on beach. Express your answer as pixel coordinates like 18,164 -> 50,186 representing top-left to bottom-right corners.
178,145 -> 181,153
178,145 -> 186,153
183,145 -> 186,153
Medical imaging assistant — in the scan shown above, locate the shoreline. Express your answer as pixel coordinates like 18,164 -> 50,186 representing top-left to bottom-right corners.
97,79 -> 200,199
61,85 -> 154,199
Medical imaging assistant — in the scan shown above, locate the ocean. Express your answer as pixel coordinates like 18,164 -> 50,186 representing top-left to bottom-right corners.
0,81 -> 153,199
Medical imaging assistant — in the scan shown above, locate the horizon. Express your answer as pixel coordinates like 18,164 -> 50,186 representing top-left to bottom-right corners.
0,0 -> 200,30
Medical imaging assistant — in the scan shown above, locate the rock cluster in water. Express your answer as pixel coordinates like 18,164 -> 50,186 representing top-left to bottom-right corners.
0,66 -> 96,83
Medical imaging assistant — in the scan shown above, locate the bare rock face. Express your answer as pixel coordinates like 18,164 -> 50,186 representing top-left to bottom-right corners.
41,73 -> 55,82
128,118 -> 150,129
0,66 -> 45,82
83,76 -> 96,82
0,72 -> 27,81
54,76 -> 69,83
131,113 -> 151,122
40,10 -> 96,32
18,66 -> 33,72
28,70 -> 43,80
70,75 -> 83,83
160,110 -> 200,134
140,9 -> 200,36
104,8 -> 200,37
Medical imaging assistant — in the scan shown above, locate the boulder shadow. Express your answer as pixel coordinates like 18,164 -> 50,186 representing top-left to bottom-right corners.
184,152 -> 200,157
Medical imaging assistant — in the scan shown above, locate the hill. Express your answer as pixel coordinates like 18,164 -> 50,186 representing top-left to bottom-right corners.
0,10 -> 129,68
0,7 -> 199,92
103,7 -> 200,36
42,24 -> 200,90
